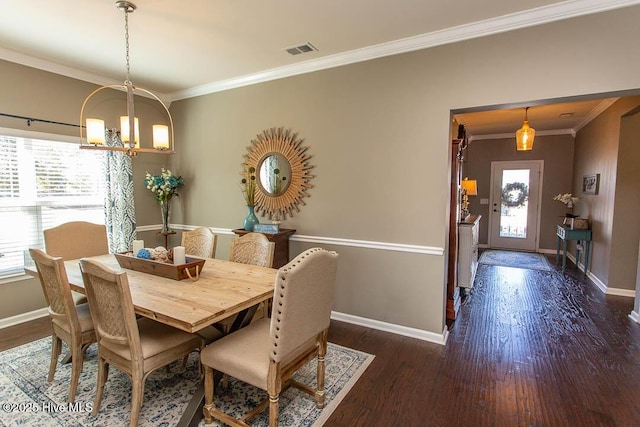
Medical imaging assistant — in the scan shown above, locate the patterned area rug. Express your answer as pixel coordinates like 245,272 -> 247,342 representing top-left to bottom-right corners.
0,338 -> 373,426
478,250 -> 552,271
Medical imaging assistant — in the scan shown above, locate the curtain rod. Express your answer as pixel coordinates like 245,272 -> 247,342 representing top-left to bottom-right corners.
0,112 -> 81,128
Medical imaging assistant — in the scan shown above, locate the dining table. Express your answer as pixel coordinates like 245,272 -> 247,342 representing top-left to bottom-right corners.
26,253 -> 277,427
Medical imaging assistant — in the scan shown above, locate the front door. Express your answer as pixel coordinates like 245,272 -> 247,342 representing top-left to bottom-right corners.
488,160 -> 543,251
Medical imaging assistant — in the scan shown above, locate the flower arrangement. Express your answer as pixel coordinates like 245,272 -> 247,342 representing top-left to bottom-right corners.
144,168 -> 184,203
240,166 -> 256,206
554,193 -> 579,208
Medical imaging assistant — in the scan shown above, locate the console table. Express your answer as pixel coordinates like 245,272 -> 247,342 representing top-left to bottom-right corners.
232,228 -> 296,268
556,224 -> 592,275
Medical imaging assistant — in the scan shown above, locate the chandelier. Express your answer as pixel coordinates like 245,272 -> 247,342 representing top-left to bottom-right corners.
79,1 -> 174,156
515,107 -> 535,151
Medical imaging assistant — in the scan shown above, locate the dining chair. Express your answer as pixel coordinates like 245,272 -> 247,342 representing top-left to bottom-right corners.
200,247 -> 339,427
29,248 -> 97,403
181,227 -> 217,258
44,221 -> 110,305
215,232 -> 276,333
228,232 -> 275,268
79,258 -> 204,427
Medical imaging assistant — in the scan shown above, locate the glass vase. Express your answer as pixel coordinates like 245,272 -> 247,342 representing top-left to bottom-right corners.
160,200 -> 171,233
243,205 -> 259,231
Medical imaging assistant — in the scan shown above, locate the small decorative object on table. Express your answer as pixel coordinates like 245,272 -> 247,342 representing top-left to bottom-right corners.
254,223 -> 279,234
144,168 -> 184,233
240,166 -> 259,231
117,245 -> 205,281
554,193 -> 579,218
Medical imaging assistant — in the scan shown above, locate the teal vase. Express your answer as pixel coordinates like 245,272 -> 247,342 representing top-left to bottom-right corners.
243,205 -> 259,231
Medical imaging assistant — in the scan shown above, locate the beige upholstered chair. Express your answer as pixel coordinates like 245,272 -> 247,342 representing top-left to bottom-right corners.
29,248 -> 96,403
44,221 -> 110,305
229,232 -> 275,268
201,248 -> 339,427
79,259 -> 204,427
44,221 -> 109,260
181,227 -> 217,258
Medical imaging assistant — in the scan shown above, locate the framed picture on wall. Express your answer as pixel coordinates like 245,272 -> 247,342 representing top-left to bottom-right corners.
582,173 -> 600,195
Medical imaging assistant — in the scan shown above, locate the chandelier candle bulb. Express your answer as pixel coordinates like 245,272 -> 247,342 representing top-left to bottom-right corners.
120,116 -> 140,147
173,246 -> 186,265
153,125 -> 169,149
86,119 -> 106,145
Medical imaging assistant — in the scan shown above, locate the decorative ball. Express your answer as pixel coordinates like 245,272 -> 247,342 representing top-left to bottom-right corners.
136,248 -> 151,259
155,247 -> 170,263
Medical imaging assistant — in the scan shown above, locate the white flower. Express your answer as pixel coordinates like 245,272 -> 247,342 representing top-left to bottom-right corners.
554,193 -> 579,207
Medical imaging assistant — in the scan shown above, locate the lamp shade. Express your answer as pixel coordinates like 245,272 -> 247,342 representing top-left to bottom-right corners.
153,125 -> 170,150
461,178 -> 478,196
120,116 -> 140,148
516,120 -> 535,151
516,107 -> 535,151
86,118 -> 105,145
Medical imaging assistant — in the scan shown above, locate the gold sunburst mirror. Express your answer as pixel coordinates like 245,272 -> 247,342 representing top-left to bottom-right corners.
242,127 -> 314,219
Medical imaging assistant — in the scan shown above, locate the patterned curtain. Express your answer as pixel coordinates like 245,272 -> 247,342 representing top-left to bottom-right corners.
104,131 -> 136,253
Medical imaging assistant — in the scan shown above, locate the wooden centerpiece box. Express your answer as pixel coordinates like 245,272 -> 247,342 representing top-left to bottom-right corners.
114,252 -> 205,281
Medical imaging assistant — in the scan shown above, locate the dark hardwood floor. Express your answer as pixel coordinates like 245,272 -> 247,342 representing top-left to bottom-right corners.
325,256 -> 640,427
3,255 -> 639,426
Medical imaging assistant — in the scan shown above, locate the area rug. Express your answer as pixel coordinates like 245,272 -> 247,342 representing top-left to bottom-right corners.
0,338 -> 373,427
478,250 -> 552,271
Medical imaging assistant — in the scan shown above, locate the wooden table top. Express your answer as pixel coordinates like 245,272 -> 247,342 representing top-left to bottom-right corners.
31,254 -> 277,334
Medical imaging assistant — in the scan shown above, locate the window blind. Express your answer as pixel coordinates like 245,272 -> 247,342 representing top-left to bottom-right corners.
0,135 -> 106,279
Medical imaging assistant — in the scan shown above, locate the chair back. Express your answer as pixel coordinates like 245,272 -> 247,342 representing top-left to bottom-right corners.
229,232 -> 275,268
44,221 -> 109,260
181,227 -> 217,258
79,259 -> 141,359
269,248 -> 339,363
29,248 -> 81,331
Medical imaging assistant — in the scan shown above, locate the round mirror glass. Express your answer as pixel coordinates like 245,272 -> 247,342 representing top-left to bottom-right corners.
258,153 -> 291,196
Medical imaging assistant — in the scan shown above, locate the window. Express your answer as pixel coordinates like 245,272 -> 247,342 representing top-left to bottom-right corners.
0,133 -> 106,279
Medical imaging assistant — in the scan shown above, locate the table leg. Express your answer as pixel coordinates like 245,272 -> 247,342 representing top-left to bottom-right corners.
562,239 -> 567,273
556,236 -> 561,264
584,241 -> 591,276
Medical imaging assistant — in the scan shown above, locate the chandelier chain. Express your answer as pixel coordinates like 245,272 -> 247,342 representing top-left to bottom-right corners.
124,7 -> 131,83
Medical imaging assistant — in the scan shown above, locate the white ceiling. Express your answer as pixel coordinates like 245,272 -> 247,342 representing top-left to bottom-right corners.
0,0 -> 638,136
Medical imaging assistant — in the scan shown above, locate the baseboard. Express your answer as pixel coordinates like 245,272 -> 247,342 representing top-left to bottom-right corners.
629,311 -> 640,323
331,311 -> 448,345
0,308 -> 48,329
605,287 -> 636,297
566,254 -> 634,298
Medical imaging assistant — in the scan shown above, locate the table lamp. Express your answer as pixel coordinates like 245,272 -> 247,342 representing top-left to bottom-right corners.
461,177 -> 478,219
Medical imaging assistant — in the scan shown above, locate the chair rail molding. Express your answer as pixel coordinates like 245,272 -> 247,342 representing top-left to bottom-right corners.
146,224 -> 444,256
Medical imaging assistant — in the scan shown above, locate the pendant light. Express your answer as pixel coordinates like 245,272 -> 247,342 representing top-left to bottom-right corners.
79,1 -> 174,156
516,107 -> 535,151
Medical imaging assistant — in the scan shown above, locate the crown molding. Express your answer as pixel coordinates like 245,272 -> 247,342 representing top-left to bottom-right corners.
3,1 -> 638,102
470,128 -> 576,141
168,0 -> 640,101
573,98 -> 619,132
0,47 -> 173,104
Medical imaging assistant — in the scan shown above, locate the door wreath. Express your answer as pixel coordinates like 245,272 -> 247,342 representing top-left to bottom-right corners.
501,182 -> 529,208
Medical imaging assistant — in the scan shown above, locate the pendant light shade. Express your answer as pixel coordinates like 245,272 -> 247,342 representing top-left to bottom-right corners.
516,107 -> 535,151
79,1 -> 174,156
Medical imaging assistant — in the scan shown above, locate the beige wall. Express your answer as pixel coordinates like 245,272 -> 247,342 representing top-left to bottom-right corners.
2,6 -> 640,332
612,108 -> 640,290
464,134 -> 575,249
574,97 -> 640,289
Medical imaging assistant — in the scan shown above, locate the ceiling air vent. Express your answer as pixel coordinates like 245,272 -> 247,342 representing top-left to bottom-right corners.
284,42 -> 318,56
